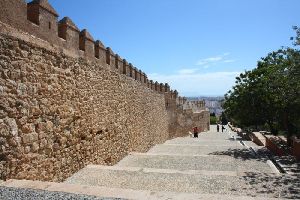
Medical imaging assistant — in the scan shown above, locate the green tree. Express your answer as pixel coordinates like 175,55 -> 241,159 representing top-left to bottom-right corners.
223,48 -> 300,144
220,112 -> 228,125
210,115 -> 217,125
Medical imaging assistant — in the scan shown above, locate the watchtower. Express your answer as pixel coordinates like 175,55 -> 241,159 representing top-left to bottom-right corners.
27,0 -> 59,41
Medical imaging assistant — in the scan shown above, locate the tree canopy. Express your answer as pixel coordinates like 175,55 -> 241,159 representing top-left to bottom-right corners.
223,34 -> 300,139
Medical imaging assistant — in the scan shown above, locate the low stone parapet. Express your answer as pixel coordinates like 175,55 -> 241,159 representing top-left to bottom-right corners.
265,135 -> 289,157
292,136 -> 300,160
249,132 -> 266,146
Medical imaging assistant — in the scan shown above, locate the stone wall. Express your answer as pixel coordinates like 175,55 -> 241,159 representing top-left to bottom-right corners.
0,33 -> 168,181
167,97 -> 210,138
0,0 -> 210,182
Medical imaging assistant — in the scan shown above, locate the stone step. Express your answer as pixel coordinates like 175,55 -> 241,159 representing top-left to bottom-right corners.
182,133 -> 232,139
64,165 -> 294,199
164,137 -> 240,146
117,153 -> 273,173
147,143 -> 246,156
274,156 -> 300,174
0,179 -> 284,200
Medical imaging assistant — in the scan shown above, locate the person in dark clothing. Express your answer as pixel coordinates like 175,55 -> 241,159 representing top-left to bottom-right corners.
193,127 -> 199,138
217,124 -> 219,132
222,125 -> 225,132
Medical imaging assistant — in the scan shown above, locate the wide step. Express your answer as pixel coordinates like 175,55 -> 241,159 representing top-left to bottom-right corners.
147,144 -> 246,155
0,179 -> 282,200
65,165 -> 295,198
65,165 -> 248,195
117,153 -> 273,173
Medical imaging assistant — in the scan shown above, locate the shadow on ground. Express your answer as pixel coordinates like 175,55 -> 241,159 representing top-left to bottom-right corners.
208,148 -> 267,161
209,148 -> 300,199
240,172 -> 300,199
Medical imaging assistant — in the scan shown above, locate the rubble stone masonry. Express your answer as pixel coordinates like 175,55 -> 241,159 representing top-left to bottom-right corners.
0,0 -> 210,182
0,33 -> 169,181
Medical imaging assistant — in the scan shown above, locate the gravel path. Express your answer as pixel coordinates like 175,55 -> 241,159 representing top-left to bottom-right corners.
0,186 -> 124,200
65,167 -> 249,196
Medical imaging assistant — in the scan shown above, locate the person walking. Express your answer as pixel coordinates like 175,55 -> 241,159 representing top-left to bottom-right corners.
193,126 -> 199,138
217,124 -> 219,132
222,125 -> 225,132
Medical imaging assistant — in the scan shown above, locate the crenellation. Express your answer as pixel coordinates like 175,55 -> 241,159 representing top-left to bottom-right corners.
136,68 -> 141,82
170,90 -> 174,98
116,54 -> 124,74
114,54 -> 120,69
122,59 -> 128,75
0,0 -> 166,93
154,81 -> 159,91
79,29 -> 95,58
94,40 -> 106,64
134,67 -> 138,81
128,63 -> 134,78
27,0 -> 59,43
110,53 -> 117,70
149,80 -> 154,90
143,73 -> 147,84
125,61 -> 131,77
174,90 -> 178,99
164,83 -> 170,92
27,2 -> 40,25
147,79 -> 151,88
58,17 -> 80,52
106,47 -> 111,65
159,83 -> 165,93
140,71 -> 144,84
152,81 -> 156,91
27,0 -> 59,25
139,70 -> 143,82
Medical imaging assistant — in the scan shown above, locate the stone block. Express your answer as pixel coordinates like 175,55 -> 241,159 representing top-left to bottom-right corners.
22,132 -> 38,144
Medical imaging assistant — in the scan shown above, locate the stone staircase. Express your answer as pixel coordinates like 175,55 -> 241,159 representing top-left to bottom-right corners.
1,126 -> 299,199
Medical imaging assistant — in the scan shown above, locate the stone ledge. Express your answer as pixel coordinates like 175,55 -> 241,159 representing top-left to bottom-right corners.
0,179 -> 284,200
70,164 -> 281,177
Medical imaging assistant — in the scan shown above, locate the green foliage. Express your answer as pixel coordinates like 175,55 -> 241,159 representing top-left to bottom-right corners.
210,116 -> 217,125
223,47 -> 300,138
291,26 -> 300,46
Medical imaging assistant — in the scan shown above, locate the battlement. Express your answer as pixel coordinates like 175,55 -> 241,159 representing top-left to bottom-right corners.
183,100 -> 206,112
0,0 -> 180,95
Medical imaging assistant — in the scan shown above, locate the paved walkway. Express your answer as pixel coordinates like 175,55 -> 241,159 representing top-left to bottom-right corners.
1,125 -> 299,199
64,125 -> 299,199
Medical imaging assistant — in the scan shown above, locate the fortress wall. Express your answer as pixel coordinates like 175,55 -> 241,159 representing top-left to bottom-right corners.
0,0 -> 166,89
0,33 -> 168,182
0,0 -> 210,182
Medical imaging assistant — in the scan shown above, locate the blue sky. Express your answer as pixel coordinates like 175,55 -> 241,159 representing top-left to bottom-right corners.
45,0 -> 300,96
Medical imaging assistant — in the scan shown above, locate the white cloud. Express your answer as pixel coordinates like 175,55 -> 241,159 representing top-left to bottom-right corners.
148,70 -> 240,96
196,53 -> 235,68
223,59 -> 236,63
177,68 -> 198,74
196,56 -> 223,66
